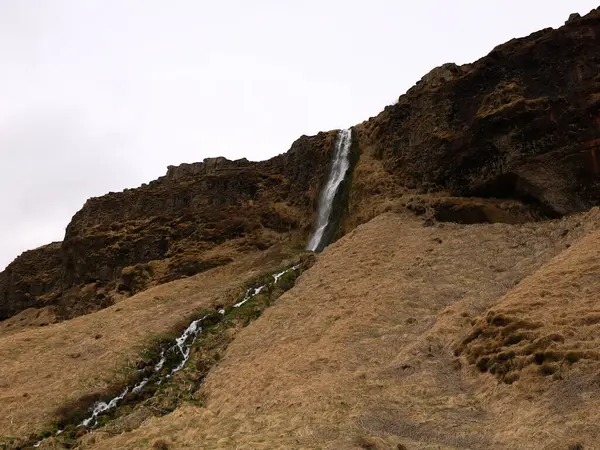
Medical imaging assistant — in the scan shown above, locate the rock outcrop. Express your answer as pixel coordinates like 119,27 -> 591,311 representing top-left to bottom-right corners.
353,8 -> 600,219
0,243 -> 62,320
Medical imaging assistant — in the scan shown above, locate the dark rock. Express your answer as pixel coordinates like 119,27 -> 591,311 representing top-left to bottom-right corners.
566,13 -> 581,24
0,242 -> 62,320
0,133 -> 337,321
356,8 -> 600,217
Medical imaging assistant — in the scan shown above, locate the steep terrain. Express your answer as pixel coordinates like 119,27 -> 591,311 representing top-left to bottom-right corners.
0,245 -> 302,440
78,209 -> 600,449
2,6 -> 600,450
347,8 -> 600,228
0,132 -> 338,323
4,9 -> 600,326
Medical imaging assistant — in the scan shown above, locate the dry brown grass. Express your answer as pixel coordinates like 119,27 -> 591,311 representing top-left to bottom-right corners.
0,306 -> 59,336
459,226 -> 600,388
345,138 -> 409,231
83,209 -> 600,449
0,244 -> 297,440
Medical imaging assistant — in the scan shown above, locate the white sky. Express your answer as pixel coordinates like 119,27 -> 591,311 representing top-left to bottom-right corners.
1,0 -> 598,270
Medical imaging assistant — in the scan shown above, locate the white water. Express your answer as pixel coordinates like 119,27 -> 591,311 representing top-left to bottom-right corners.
233,265 -> 299,309
32,265 -> 300,446
80,314 -> 208,428
307,128 -> 352,252
62,265 -> 301,432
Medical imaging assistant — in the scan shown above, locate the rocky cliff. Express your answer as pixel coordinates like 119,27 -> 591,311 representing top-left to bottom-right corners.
2,7 -> 600,323
0,132 -> 337,321
0,243 -> 62,320
350,9 -> 600,224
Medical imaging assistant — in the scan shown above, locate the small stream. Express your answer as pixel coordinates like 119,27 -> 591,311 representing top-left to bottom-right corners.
80,312 -> 209,428
33,264 -> 300,447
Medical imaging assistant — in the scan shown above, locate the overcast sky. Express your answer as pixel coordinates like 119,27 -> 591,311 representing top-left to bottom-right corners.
0,1 -> 598,270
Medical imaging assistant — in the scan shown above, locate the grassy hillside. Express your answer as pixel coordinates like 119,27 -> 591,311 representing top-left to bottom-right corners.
0,245 -> 300,445
63,208 -> 600,449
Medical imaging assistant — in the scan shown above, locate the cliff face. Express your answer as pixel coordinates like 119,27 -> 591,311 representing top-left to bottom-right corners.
0,243 -> 62,320
0,132 -> 337,321
352,10 -> 600,221
2,8 -> 600,323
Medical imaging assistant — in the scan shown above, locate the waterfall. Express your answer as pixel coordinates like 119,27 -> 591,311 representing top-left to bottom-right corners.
307,128 -> 352,252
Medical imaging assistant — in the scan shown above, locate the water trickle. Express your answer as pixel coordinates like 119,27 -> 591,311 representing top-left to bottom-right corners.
47,264 -> 302,435
307,128 -> 352,252
80,313 -> 208,428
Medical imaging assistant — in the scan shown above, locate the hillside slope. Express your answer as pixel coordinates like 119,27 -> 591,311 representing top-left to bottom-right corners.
348,7 -> 600,228
3,6 -> 600,450
0,245 -> 300,440
83,209 -> 600,449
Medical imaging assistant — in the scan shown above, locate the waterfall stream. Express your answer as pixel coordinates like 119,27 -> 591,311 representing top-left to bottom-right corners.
33,264 -> 300,446
79,312 -> 209,428
307,128 -> 352,252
